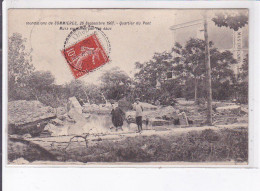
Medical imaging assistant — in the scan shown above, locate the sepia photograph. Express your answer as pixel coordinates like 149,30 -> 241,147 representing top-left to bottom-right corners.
7,8 -> 249,165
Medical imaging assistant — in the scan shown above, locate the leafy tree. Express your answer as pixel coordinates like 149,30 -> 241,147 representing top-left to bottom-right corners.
180,38 -> 207,102
174,38 -> 236,101
100,67 -> 132,101
25,71 -> 56,103
134,52 -> 175,102
65,80 -> 105,105
210,50 -> 237,100
212,10 -> 248,31
212,10 -> 248,103
8,33 -> 35,100
134,38 -> 236,103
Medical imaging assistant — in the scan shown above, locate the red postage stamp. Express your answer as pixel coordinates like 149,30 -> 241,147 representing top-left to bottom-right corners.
62,33 -> 110,79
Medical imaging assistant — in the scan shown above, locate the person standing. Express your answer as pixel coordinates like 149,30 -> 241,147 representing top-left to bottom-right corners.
134,98 -> 143,133
111,102 -> 125,131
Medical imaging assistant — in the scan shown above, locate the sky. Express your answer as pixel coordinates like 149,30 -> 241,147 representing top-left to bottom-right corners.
8,9 -> 248,85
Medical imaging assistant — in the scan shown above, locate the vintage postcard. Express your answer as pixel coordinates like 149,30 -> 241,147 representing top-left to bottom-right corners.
7,9 -> 249,165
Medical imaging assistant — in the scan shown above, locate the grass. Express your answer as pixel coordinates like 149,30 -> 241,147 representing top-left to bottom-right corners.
61,128 -> 248,163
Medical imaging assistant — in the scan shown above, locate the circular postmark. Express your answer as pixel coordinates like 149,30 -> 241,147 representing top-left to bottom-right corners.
62,25 -> 111,78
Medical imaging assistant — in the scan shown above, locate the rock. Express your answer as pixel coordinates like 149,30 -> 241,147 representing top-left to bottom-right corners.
159,106 -> 179,120
67,117 -> 76,123
126,106 -> 179,124
23,133 -> 32,138
241,106 -> 248,114
57,115 -> 67,121
44,123 -> 68,136
82,103 -> 111,114
50,118 -> 64,126
83,113 -> 91,119
8,100 -> 56,125
68,97 -> 82,114
67,125 -> 85,135
8,138 -> 57,162
58,114 -> 76,123
216,105 -> 241,115
8,100 -> 56,136
149,118 -> 171,126
178,112 -> 189,126
12,157 -> 30,164
56,107 -> 67,115
68,108 -> 86,123
139,102 -> 158,110
176,98 -> 194,105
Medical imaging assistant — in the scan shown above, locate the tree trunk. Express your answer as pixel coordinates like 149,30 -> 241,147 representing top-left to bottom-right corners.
194,77 -> 198,104
203,11 -> 213,125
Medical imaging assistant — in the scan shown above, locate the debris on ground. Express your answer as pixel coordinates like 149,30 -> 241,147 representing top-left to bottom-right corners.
175,98 -> 194,105
11,157 -> 30,165
149,118 -> 171,126
44,123 -> 68,136
8,100 -> 56,136
82,103 -> 111,114
139,102 -> 157,110
216,105 -> 242,115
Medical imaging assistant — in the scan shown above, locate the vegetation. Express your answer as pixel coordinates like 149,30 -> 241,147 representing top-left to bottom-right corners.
134,39 -> 237,103
8,128 -> 248,163
212,10 -> 248,31
52,128 -> 247,163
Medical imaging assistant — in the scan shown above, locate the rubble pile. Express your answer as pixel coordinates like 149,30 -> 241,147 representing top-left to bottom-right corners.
8,100 -> 56,125
8,97 -> 248,139
8,100 -> 56,136
82,103 -> 112,114
215,105 -> 242,115
213,104 -> 248,125
126,104 -> 179,126
125,99 -> 248,127
69,97 -> 83,114
139,102 -> 158,110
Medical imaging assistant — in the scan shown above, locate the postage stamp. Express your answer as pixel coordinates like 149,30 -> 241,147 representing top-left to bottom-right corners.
62,26 -> 110,78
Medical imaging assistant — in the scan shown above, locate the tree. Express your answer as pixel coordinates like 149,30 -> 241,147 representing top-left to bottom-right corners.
212,10 -> 248,31
134,38 -> 236,104
100,67 -> 132,101
180,38 -> 207,102
134,52 -> 175,103
172,38 -> 236,101
8,33 -> 35,100
25,71 -> 55,99
65,80 -> 105,105
212,10 -> 248,103
210,50 -> 237,100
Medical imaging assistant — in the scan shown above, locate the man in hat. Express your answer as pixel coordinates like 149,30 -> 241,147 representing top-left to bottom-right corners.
134,98 -> 143,133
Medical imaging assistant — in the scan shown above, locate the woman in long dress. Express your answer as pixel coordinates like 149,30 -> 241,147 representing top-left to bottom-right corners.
111,103 -> 125,131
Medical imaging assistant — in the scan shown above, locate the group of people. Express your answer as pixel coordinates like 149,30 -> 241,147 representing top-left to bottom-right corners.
110,98 -> 144,133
